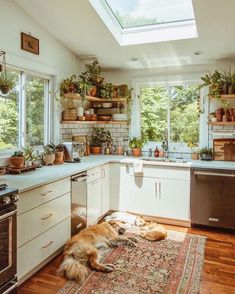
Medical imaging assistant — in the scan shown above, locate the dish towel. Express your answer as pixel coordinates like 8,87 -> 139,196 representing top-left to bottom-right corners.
133,160 -> 143,174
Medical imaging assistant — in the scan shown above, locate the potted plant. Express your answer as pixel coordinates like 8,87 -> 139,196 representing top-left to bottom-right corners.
100,83 -> 114,99
23,145 -> 35,166
47,142 -> 65,164
86,59 -> 103,86
9,150 -> 25,167
199,147 -> 213,161
43,145 -> 55,166
60,74 -> 78,96
90,127 -> 112,155
0,73 -> 15,95
78,71 -> 93,101
221,68 -> 235,94
129,137 -> 145,157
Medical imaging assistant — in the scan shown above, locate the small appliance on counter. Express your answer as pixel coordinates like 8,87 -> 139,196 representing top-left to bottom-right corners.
0,184 -> 19,294
63,142 -> 85,162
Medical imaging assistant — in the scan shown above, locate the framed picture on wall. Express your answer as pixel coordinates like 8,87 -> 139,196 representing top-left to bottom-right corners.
21,32 -> 39,55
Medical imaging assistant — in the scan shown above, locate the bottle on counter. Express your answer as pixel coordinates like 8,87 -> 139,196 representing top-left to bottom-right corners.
154,146 -> 160,157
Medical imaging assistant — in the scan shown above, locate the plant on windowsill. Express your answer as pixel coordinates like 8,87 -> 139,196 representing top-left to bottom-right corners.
9,150 -> 25,168
129,137 -> 145,157
199,147 -> 213,161
0,73 -> 15,95
188,141 -> 200,160
90,127 -> 112,155
23,145 -> 35,166
43,145 -> 56,166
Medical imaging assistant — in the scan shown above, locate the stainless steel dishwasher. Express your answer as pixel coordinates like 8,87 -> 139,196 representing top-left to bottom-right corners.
191,168 -> 235,229
71,172 -> 88,236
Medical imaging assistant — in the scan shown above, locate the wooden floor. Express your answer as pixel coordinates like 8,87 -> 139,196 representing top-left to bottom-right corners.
18,225 -> 235,294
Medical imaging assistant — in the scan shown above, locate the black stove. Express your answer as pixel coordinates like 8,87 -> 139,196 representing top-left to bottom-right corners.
0,183 -> 18,294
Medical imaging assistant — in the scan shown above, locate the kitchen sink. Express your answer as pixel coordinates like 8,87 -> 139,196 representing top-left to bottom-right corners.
142,157 -> 188,164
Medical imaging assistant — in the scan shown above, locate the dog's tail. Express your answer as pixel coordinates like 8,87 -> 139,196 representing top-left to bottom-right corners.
59,255 -> 88,282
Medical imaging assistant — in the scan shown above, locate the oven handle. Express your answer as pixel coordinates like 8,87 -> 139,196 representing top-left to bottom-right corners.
194,171 -> 235,178
3,282 -> 18,294
0,209 -> 17,221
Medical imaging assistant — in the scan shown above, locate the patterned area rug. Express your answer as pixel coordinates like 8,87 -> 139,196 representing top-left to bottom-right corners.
58,229 -> 206,294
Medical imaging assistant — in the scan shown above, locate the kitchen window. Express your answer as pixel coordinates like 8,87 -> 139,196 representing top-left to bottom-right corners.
0,70 -> 51,153
140,84 -> 200,151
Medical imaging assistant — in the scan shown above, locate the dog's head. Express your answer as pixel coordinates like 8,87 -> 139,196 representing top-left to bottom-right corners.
107,220 -> 127,235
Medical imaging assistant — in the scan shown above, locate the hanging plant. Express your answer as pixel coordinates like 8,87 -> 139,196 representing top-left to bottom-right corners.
0,51 -> 15,95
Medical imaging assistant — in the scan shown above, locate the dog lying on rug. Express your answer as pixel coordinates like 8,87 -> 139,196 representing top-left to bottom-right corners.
59,222 -> 137,282
105,212 -> 167,241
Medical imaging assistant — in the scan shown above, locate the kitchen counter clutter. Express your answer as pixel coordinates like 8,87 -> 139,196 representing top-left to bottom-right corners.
1,155 -> 235,193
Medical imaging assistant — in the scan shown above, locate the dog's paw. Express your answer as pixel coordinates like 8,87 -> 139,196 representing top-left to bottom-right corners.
127,240 -> 137,248
103,264 -> 116,272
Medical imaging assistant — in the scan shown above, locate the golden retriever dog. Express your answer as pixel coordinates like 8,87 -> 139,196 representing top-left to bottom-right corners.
59,222 -> 137,282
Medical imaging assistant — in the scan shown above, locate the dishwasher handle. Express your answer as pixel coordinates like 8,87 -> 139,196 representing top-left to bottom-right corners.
71,174 -> 88,182
194,171 -> 235,178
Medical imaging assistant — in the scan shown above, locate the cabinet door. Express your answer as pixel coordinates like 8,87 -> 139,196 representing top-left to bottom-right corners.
126,175 -> 157,216
87,179 -> 102,226
157,178 -> 190,221
101,164 -> 110,215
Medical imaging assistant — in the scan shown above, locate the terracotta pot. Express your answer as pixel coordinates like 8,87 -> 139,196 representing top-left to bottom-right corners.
132,148 -> 142,157
90,146 -> 101,155
191,153 -> 199,160
10,156 -> 25,167
43,154 -> 55,166
90,86 -> 97,97
55,151 -> 64,164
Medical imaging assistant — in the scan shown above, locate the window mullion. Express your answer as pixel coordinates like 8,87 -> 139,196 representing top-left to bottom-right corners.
44,80 -> 50,145
19,73 -> 26,148
167,86 -> 171,145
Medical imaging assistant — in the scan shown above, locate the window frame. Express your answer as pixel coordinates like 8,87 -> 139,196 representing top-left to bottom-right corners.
0,67 -> 52,156
133,79 -> 202,153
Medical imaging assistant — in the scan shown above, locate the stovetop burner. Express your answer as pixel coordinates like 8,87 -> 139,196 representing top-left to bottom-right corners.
0,183 -> 8,191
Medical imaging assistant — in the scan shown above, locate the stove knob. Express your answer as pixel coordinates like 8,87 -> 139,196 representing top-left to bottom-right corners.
2,196 -> 11,205
12,194 -> 19,202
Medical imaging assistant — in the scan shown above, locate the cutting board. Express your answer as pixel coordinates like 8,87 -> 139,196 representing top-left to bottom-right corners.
213,139 -> 235,161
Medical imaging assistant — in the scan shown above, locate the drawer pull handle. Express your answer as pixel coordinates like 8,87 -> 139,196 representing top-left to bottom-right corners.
41,213 -> 53,220
41,191 -> 53,196
42,241 -> 54,249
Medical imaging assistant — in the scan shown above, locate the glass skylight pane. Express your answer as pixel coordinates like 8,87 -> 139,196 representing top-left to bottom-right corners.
105,0 -> 195,29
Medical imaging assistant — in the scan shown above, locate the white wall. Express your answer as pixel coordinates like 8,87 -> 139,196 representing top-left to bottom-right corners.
0,0 -> 83,165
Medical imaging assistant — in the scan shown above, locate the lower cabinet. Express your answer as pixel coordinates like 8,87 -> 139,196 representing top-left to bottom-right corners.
126,171 -> 190,221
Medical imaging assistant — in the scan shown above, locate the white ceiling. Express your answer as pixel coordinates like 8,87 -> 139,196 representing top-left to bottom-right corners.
14,0 -> 235,70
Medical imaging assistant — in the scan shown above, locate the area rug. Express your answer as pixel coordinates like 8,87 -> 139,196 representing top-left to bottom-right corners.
58,229 -> 206,294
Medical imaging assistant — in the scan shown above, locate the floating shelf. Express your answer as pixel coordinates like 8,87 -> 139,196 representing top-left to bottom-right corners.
209,94 -> 235,100
63,93 -> 127,102
208,121 -> 235,126
61,120 -> 128,125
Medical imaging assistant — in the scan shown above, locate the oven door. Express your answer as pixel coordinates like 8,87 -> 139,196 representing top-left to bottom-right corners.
0,205 -> 17,288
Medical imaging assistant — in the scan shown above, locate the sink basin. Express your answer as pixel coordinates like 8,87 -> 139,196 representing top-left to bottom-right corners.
142,157 -> 188,164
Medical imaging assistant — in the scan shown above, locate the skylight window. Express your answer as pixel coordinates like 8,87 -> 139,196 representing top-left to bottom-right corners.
89,0 -> 197,46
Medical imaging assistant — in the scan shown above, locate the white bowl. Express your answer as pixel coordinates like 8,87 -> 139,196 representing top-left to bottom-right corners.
112,114 -> 128,121
102,102 -> 113,108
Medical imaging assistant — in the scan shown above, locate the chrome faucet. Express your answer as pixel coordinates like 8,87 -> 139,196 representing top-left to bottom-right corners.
162,128 -> 169,158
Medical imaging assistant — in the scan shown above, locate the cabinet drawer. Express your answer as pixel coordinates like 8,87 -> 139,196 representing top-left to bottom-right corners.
17,193 -> 71,247
87,167 -> 102,183
17,217 -> 70,280
18,178 -> 70,214
127,165 -> 190,180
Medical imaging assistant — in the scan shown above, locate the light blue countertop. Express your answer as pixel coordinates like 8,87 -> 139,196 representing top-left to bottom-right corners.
0,155 -> 235,193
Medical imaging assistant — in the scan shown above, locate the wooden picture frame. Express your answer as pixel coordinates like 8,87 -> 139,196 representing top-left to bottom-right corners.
21,32 -> 39,55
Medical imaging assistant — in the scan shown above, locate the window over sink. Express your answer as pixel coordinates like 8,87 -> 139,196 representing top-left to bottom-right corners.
140,84 -> 200,152
0,69 -> 51,153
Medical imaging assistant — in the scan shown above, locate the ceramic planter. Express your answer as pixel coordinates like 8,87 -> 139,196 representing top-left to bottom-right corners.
90,146 -> 101,155
43,154 -> 55,166
9,156 -> 25,167
132,148 -> 142,157
200,153 -> 213,161
55,151 -> 64,164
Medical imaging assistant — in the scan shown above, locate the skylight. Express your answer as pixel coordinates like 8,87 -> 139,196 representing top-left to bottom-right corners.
89,0 -> 197,46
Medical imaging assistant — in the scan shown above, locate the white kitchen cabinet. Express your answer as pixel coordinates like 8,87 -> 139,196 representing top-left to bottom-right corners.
126,175 -> 157,215
101,164 -> 110,215
156,178 -> 190,221
87,178 -> 102,226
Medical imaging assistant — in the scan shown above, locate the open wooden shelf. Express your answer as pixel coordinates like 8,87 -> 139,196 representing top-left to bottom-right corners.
209,94 -> 235,100
61,120 -> 128,125
63,93 -> 127,102
208,121 -> 235,126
